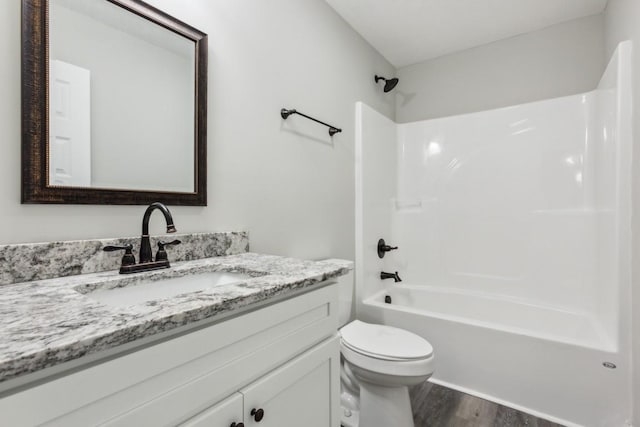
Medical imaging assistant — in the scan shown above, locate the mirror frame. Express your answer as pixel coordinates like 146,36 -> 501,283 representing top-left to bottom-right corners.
21,0 -> 208,205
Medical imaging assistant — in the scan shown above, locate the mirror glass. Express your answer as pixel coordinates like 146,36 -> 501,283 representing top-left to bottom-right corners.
48,0 -> 196,192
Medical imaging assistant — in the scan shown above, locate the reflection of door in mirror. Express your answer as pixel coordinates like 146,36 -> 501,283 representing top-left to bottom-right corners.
49,60 -> 91,187
48,0 -> 196,193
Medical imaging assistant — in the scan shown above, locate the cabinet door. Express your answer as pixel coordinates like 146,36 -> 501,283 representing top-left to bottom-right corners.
240,336 -> 340,427
180,393 -> 243,427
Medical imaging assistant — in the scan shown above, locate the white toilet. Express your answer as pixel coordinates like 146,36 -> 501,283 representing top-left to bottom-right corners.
336,272 -> 435,427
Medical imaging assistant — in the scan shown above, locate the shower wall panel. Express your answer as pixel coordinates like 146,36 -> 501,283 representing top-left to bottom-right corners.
391,42 -> 631,351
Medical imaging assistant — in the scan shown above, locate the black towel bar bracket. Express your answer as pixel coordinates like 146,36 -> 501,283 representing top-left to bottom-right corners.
280,108 -> 342,137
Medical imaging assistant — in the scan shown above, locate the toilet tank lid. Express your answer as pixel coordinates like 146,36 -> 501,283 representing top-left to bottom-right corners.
340,320 -> 433,360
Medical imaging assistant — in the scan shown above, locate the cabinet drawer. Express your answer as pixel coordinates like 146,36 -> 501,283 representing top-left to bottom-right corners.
0,283 -> 338,427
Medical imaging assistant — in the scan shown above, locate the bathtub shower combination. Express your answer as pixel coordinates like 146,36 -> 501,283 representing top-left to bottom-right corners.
355,42 -> 632,427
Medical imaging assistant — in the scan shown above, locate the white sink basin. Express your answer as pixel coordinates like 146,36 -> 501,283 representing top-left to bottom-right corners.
85,272 -> 251,308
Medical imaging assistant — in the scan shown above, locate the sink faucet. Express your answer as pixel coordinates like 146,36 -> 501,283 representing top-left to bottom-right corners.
103,202 -> 180,274
140,202 -> 177,263
380,271 -> 402,283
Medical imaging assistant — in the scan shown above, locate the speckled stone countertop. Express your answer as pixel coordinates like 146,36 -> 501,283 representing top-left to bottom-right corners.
0,253 -> 352,385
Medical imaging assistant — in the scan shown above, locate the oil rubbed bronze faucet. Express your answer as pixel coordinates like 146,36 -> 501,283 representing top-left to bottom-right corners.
140,202 -> 177,263
104,202 -> 180,274
380,271 -> 402,283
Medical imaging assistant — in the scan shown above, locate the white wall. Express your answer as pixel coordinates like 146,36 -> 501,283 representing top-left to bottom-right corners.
395,14 -> 606,122
1,0 -> 395,263
604,1 -> 640,423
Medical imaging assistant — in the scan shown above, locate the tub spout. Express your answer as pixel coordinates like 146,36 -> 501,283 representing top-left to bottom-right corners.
381,271 -> 402,282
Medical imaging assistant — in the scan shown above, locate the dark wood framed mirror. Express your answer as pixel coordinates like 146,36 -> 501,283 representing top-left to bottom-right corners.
22,0 -> 207,205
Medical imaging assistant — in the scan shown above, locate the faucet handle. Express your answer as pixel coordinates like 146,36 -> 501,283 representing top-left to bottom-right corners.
377,239 -> 399,258
156,240 -> 181,262
103,244 -> 136,266
158,239 -> 181,249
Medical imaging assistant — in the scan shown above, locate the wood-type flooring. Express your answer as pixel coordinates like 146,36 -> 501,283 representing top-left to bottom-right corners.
408,382 -> 565,427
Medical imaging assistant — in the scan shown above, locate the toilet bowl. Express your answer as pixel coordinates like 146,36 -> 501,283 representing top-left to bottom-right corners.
339,320 -> 434,427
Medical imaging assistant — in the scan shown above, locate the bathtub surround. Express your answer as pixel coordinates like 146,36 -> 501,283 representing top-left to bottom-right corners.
393,91 -> 625,348
354,103 -> 397,315
0,232 -> 249,286
604,1 -> 640,424
0,252 -> 352,386
355,41 -> 632,426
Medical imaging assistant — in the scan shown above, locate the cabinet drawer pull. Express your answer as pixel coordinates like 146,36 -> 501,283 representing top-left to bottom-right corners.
250,408 -> 265,422
230,423 -> 244,427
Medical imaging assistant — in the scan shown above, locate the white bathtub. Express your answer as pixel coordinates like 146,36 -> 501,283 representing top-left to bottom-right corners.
360,285 -> 628,427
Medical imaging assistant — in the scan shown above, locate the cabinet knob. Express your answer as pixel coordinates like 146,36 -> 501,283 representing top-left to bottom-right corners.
250,408 -> 265,422
230,423 -> 244,427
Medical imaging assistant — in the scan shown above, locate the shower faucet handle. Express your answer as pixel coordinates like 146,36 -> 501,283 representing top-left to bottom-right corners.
377,238 -> 398,258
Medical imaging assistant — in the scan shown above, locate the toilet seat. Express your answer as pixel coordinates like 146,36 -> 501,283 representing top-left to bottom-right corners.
339,321 -> 435,378
340,320 -> 433,360
341,342 -> 435,379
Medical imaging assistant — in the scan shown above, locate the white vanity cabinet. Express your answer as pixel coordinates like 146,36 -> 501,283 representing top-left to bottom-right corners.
240,336 -> 335,427
182,336 -> 337,427
0,283 -> 340,427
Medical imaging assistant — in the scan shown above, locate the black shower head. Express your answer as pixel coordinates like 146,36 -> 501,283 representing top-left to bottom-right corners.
384,77 -> 399,92
375,75 -> 399,92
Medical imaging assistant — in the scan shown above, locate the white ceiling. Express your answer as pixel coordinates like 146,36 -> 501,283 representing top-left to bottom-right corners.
325,0 -> 609,68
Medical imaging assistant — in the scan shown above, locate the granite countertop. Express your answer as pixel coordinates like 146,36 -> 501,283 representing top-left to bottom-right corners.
0,253 -> 352,385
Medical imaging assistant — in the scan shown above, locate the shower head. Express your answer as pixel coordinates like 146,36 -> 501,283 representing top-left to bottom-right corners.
375,75 -> 399,92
